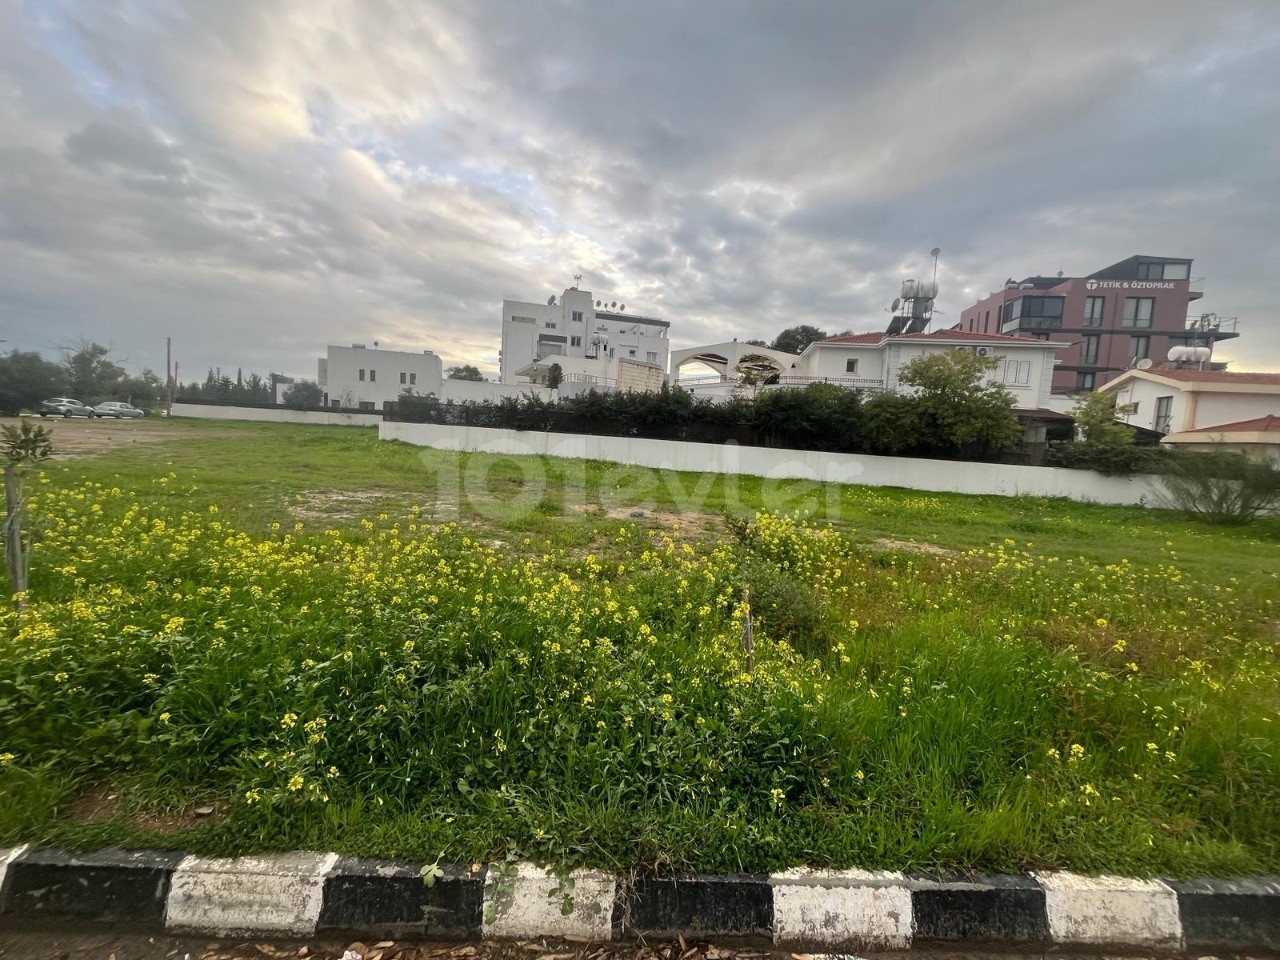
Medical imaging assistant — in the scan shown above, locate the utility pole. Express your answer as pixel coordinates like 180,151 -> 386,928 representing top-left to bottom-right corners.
166,337 -> 173,417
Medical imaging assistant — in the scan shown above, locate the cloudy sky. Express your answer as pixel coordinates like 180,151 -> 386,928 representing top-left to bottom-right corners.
2,0 -> 1278,381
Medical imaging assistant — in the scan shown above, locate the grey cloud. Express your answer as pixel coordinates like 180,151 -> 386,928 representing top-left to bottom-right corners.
2,0 -> 1279,380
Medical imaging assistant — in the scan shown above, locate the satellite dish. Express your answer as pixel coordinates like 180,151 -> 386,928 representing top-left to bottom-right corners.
547,295 -> 556,306
596,300 -> 601,306
930,247 -> 941,258
891,297 -> 902,312
611,301 -> 617,308
619,304 -> 626,311
1136,358 -> 1154,370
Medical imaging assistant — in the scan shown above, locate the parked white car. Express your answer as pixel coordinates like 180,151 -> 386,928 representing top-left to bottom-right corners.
38,398 -> 94,418
92,401 -> 146,419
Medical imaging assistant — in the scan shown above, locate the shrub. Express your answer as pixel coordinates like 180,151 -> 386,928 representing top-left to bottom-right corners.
1155,451 -> 1280,523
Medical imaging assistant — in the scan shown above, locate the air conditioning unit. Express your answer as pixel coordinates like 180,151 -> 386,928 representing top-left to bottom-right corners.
975,346 -> 992,357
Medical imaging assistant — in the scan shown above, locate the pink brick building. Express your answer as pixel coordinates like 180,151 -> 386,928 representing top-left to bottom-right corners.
958,256 -> 1236,395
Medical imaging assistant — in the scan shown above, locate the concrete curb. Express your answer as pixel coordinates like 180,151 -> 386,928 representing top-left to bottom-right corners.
1,846 -> 1277,951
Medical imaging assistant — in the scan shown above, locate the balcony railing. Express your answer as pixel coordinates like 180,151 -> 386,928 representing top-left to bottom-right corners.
1185,314 -> 1239,334
769,375 -> 887,392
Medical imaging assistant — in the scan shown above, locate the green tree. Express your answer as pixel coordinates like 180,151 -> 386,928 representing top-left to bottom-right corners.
1072,390 -> 1136,446
447,364 -> 486,382
545,362 -> 563,390
894,349 -> 1023,452
734,353 -> 783,397
62,340 -> 127,401
0,350 -> 68,415
771,325 -> 829,355
282,381 -> 324,409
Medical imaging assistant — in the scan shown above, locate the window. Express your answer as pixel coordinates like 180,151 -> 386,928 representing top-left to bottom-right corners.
399,372 -> 407,384
358,368 -> 366,381
1076,372 -> 1095,391
1001,296 -> 1063,331
1084,296 -> 1105,327
572,311 -> 583,323
1080,334 -> 1099,364
410,373 -> 417,385
358,401 -> 375,411
330,399 -> 340,408
369,369 -> 376,382
1001,359 -> 1031,386
646,351 -> 658,363
1128,336 -> 1150,361
545,321 -> 557,329
1136,261 -> 1190,280
984,310 -> 990,334
570,336 -> 582,347
1154,395 -> 1173,433
628,348 -> 637,357
511,315 -> 536,324
845,358 -> 859,374
1123,297 -> 1154,327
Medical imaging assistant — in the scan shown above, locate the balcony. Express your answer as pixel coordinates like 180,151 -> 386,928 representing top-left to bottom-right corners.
1184,314 -> 1240,339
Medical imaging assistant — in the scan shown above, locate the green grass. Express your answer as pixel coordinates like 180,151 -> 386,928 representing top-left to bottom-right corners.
1,417 -> 1278,877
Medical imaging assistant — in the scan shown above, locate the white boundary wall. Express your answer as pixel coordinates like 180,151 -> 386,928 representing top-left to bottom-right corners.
380,421 -> 1161,505
172,402 -> 381,427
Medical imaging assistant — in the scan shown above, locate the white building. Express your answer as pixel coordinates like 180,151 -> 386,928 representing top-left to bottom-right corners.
673,330 -> 1065,411
1101,368 -> 1280,435
500,286 -> 670,385
317,344 -> 444,410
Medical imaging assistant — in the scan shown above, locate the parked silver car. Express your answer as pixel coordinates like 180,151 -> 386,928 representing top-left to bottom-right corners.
38,398 -> 95,418
92,401 -> 146,419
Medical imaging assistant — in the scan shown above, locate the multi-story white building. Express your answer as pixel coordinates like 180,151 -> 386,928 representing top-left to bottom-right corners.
673,330 -> 1067,411
317,344 -> 444,410
500,286 -> 670,384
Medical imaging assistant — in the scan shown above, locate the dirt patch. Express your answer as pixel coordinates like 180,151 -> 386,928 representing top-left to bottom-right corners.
64,783 -> 226,835
290,488 -> 415,523
2,415 -> 188,459
0,934 -> 792,960
572,504 -> 721,537
871,537 -> 954,556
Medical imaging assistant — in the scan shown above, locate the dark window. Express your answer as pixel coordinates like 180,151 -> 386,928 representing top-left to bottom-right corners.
1123,297 -> 1154,327
399,372 -> 407,384
984,310 -> 990,334
1084,296 -> 1105,326
1076,372 -> 1095,391
845,358 -> 858,374
570,336 -> 582,347
1155,395 -> 1173,432
1136,261 -> 1190,280
572,311 -> 584,323
358,401 -> 375,411
410,373 -> 417,385
369,369 -> 376,382
1129,336 -> 1150,360
1081,334 -> 1100,364
358,368 -> 365,381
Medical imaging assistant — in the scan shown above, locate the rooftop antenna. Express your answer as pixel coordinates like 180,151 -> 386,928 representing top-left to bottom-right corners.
930,247 -> 941,286
572,274 -> 582,289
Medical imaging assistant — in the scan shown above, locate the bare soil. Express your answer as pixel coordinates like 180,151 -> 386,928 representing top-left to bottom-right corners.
64,784 -> 226,835
2,416 -> 186,459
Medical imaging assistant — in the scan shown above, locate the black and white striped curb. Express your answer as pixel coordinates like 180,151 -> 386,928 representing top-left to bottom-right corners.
1,846 -> 1277,950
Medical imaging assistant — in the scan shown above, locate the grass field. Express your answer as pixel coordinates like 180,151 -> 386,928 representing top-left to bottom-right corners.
1,417 -> 1278,877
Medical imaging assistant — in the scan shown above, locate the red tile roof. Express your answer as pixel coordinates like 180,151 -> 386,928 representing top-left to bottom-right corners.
821,329 -> 1051,345
1139,369 -> 1280,386
1185,414 -> 1280,434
